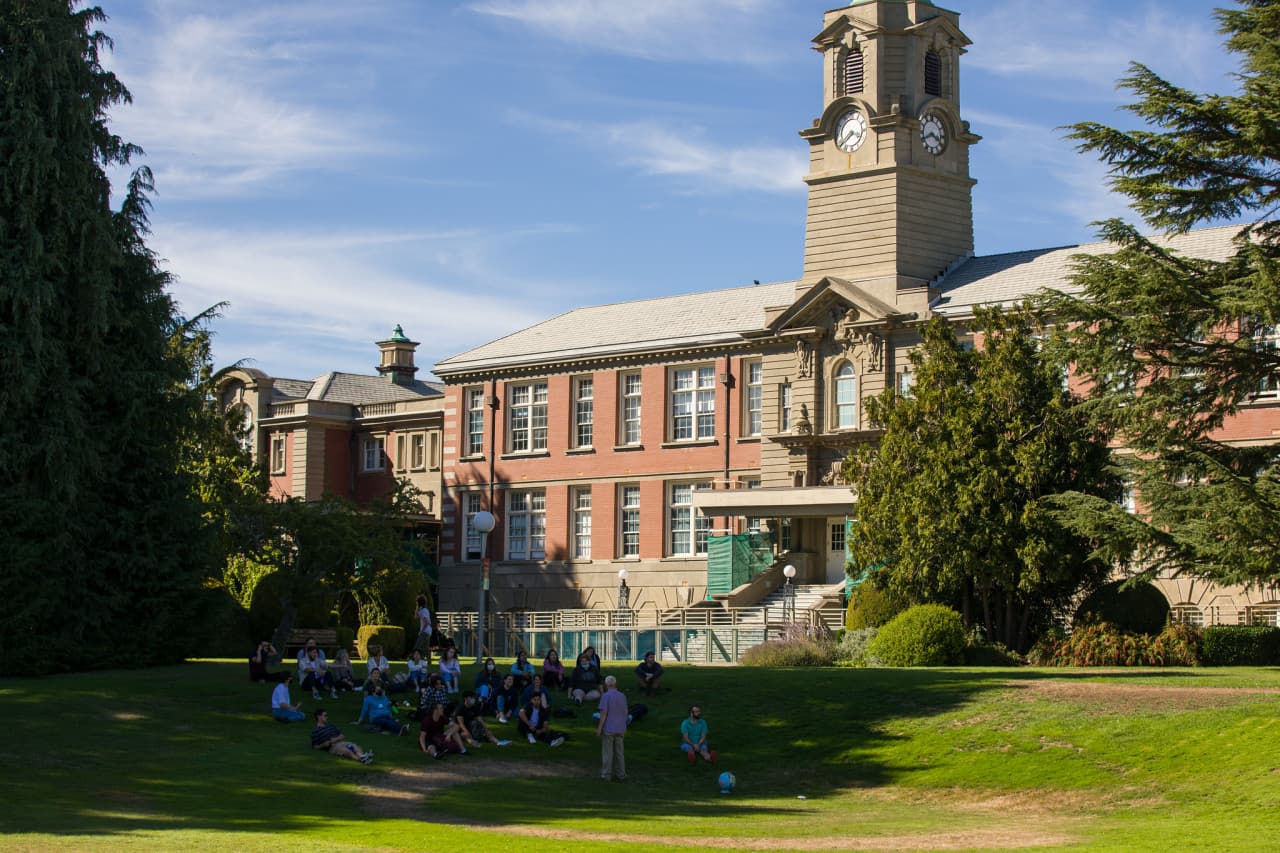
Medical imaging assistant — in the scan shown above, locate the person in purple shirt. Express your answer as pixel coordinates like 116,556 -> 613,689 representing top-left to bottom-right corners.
596,675 -> 628,781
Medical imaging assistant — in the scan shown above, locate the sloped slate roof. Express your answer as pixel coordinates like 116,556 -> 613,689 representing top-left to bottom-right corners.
435,281 -> 798,375
270,372 -> 443,404
932,223 -> 1245,317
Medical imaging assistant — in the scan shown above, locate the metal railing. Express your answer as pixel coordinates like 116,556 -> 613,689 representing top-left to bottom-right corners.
436,607 -> 827,663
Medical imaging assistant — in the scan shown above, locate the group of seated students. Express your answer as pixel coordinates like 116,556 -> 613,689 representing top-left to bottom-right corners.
258,638 -> 693,765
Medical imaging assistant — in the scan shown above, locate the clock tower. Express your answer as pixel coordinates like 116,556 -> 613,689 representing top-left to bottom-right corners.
800,0 -> 979,306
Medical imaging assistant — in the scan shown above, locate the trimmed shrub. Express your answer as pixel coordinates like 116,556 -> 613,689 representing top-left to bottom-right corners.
1201,626 -> 1280,666
1028,621 -> 1200,667
1074,581 -> 1170,635
845,583 -> 903,630
867,604 -> 966,667
740,637 -> 834,667
357,625 -> 405,660
834,626 -> 879,667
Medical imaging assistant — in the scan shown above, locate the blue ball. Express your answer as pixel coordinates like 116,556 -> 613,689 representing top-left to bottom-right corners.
718,771 -> 736,792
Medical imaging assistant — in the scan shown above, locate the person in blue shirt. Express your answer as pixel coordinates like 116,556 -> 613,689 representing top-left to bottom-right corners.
356,684 -> 408,735
519,674 -> 553,709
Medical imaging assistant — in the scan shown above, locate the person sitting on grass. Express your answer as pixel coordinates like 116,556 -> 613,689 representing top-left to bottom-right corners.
249,641 -> 288,683
355,683 -> 409,735
542,649 -> 566,690
453,691 -> 511,748
311,709 -> 372,764
296,637 -> 322,677
569,652 -> 602,705
300,645 -> 336,700
366,644 -> 390,680
438,646 -> 462,694
362,667 -> 386,696
680,704 -> 716,765
494,673 -> 521,724
520,674 -> 553,709
517,693 -> 565,747
510,650 -> 536,689
271,674 -> 306,722
418,673 -> 450,715
406,649 -> 429,694
635,651 -> 664,696
419,701 -> 466,759
475,657 -> 502,711
329,648 -> 358,693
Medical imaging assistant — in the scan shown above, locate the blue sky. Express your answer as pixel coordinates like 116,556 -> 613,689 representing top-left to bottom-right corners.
99,0 -> 1239,381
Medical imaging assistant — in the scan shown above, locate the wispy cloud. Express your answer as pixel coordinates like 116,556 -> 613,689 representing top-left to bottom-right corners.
511,111 -> 805,194
965,0 -> 1232,94
469,0 -> 784,63
153,223 -> 573,377
102,3 -> 396,199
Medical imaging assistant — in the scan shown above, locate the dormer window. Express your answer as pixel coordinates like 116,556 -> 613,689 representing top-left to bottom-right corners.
924,49 -> 942,97
837,47 -> 864,96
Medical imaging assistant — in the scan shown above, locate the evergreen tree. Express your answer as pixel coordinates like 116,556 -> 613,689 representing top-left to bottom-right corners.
1039,0 -> 1280,585
0,2 -> 207,671
847,313 -> 1118,651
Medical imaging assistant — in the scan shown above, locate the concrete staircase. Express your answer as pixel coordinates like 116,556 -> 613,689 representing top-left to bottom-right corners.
757,583 -> 845,631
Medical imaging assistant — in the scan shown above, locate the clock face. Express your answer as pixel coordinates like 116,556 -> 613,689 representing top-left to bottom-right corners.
834,109 -> 868,153
920,113 -> 947,155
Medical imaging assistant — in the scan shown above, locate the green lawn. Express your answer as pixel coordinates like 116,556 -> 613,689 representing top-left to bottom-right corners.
2,661 -> 1278,851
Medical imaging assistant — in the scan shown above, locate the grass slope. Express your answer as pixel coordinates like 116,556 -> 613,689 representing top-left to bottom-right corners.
1,661 -> 1278,852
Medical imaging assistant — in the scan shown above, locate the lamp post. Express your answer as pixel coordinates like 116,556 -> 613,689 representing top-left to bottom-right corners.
783,564 -> 797,625
472,510 -> 496,664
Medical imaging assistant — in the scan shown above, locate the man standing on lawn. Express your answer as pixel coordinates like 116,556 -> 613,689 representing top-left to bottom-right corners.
310,709 -> 373,764
596,675 -> 628,781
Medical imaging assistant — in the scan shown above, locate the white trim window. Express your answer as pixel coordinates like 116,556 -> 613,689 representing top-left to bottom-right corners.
745,361 -> 763,436
269,433 -> 286,475
574,376 -> 594,448
429,433 -> 440,469
670,366 -> 716,441
830,521 -> 847,554
395,434 -> 408,472
620,372 -> 642,445
507,489 -> 546,560
668,481 -> 712,556
619,484 -> 641,557
571,487 -> 592,559
362,436 -> 385,472
410,433 -> 426,470
465,387 -> 485,456
508,382 -> 548,453
1253,320 -> 1280,397
780,383 -> 792,432
743,478 -> 762,534
464,492 -> 484,560
835,363 -> 857,429
896,369 -> 915,398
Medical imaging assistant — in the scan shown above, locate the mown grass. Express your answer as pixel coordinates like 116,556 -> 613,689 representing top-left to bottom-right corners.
2,661 -> 1278,851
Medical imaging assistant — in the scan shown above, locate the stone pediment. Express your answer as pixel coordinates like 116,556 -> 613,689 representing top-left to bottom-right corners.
811,13 -> 878,49
904,15 -> 972,49
761,276 -> 914,335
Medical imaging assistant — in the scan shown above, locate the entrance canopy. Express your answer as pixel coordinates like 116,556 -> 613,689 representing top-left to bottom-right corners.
692,486 -> 855,518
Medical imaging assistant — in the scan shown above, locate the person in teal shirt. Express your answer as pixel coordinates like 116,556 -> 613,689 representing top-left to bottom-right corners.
356,685 -> 408,735
679,704 -> 715,764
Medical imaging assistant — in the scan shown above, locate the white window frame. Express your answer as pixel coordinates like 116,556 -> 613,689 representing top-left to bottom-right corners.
830,521 -> 847,554
669,365 -> 716,441
896,369 -> 915,398
410,433 -> 426,470
362,436 -> 386,472
463,492 -> 484,560
742,478 -> 762,534
269,433 -> 286,475
465,387 -> 485,457
744,360 -> 763,436
573,376 -> 594,448
506,488 -> 546,561
668,481 -> 712,556
508,382 -> 548,453
619,484 -> 641,558
394,434 -> 408,472
1253,320 -> 1280,397
571,487 -> 592,560
429,432 -> 440,470
835,362 -> 857,429
620,372 -> 642,446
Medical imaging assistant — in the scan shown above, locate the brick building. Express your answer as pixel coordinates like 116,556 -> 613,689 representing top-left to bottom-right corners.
429,0 -> 1280,626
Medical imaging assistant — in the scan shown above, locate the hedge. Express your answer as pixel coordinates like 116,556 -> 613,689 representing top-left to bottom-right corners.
1201,626 -> 1280,666
866,604 -> 966,667
357,625 -> 405,660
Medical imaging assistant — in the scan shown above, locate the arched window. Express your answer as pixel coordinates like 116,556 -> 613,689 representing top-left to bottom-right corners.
835,363 -> 857,428
924,49 -> 942,97
844,47 -> 865,94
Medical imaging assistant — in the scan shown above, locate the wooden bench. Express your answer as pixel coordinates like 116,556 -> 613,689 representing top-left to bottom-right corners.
285,628 -> 340,656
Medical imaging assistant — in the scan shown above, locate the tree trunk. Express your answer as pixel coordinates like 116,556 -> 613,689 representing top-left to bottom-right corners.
272,595 -> 298,662
1004,594 -> 1016,649
1016,604 -> 1032,653
980,585 -> 993,636
962,578 -> 973,628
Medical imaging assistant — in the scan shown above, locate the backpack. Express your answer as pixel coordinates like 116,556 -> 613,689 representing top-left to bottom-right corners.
628,703 -> 648,722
